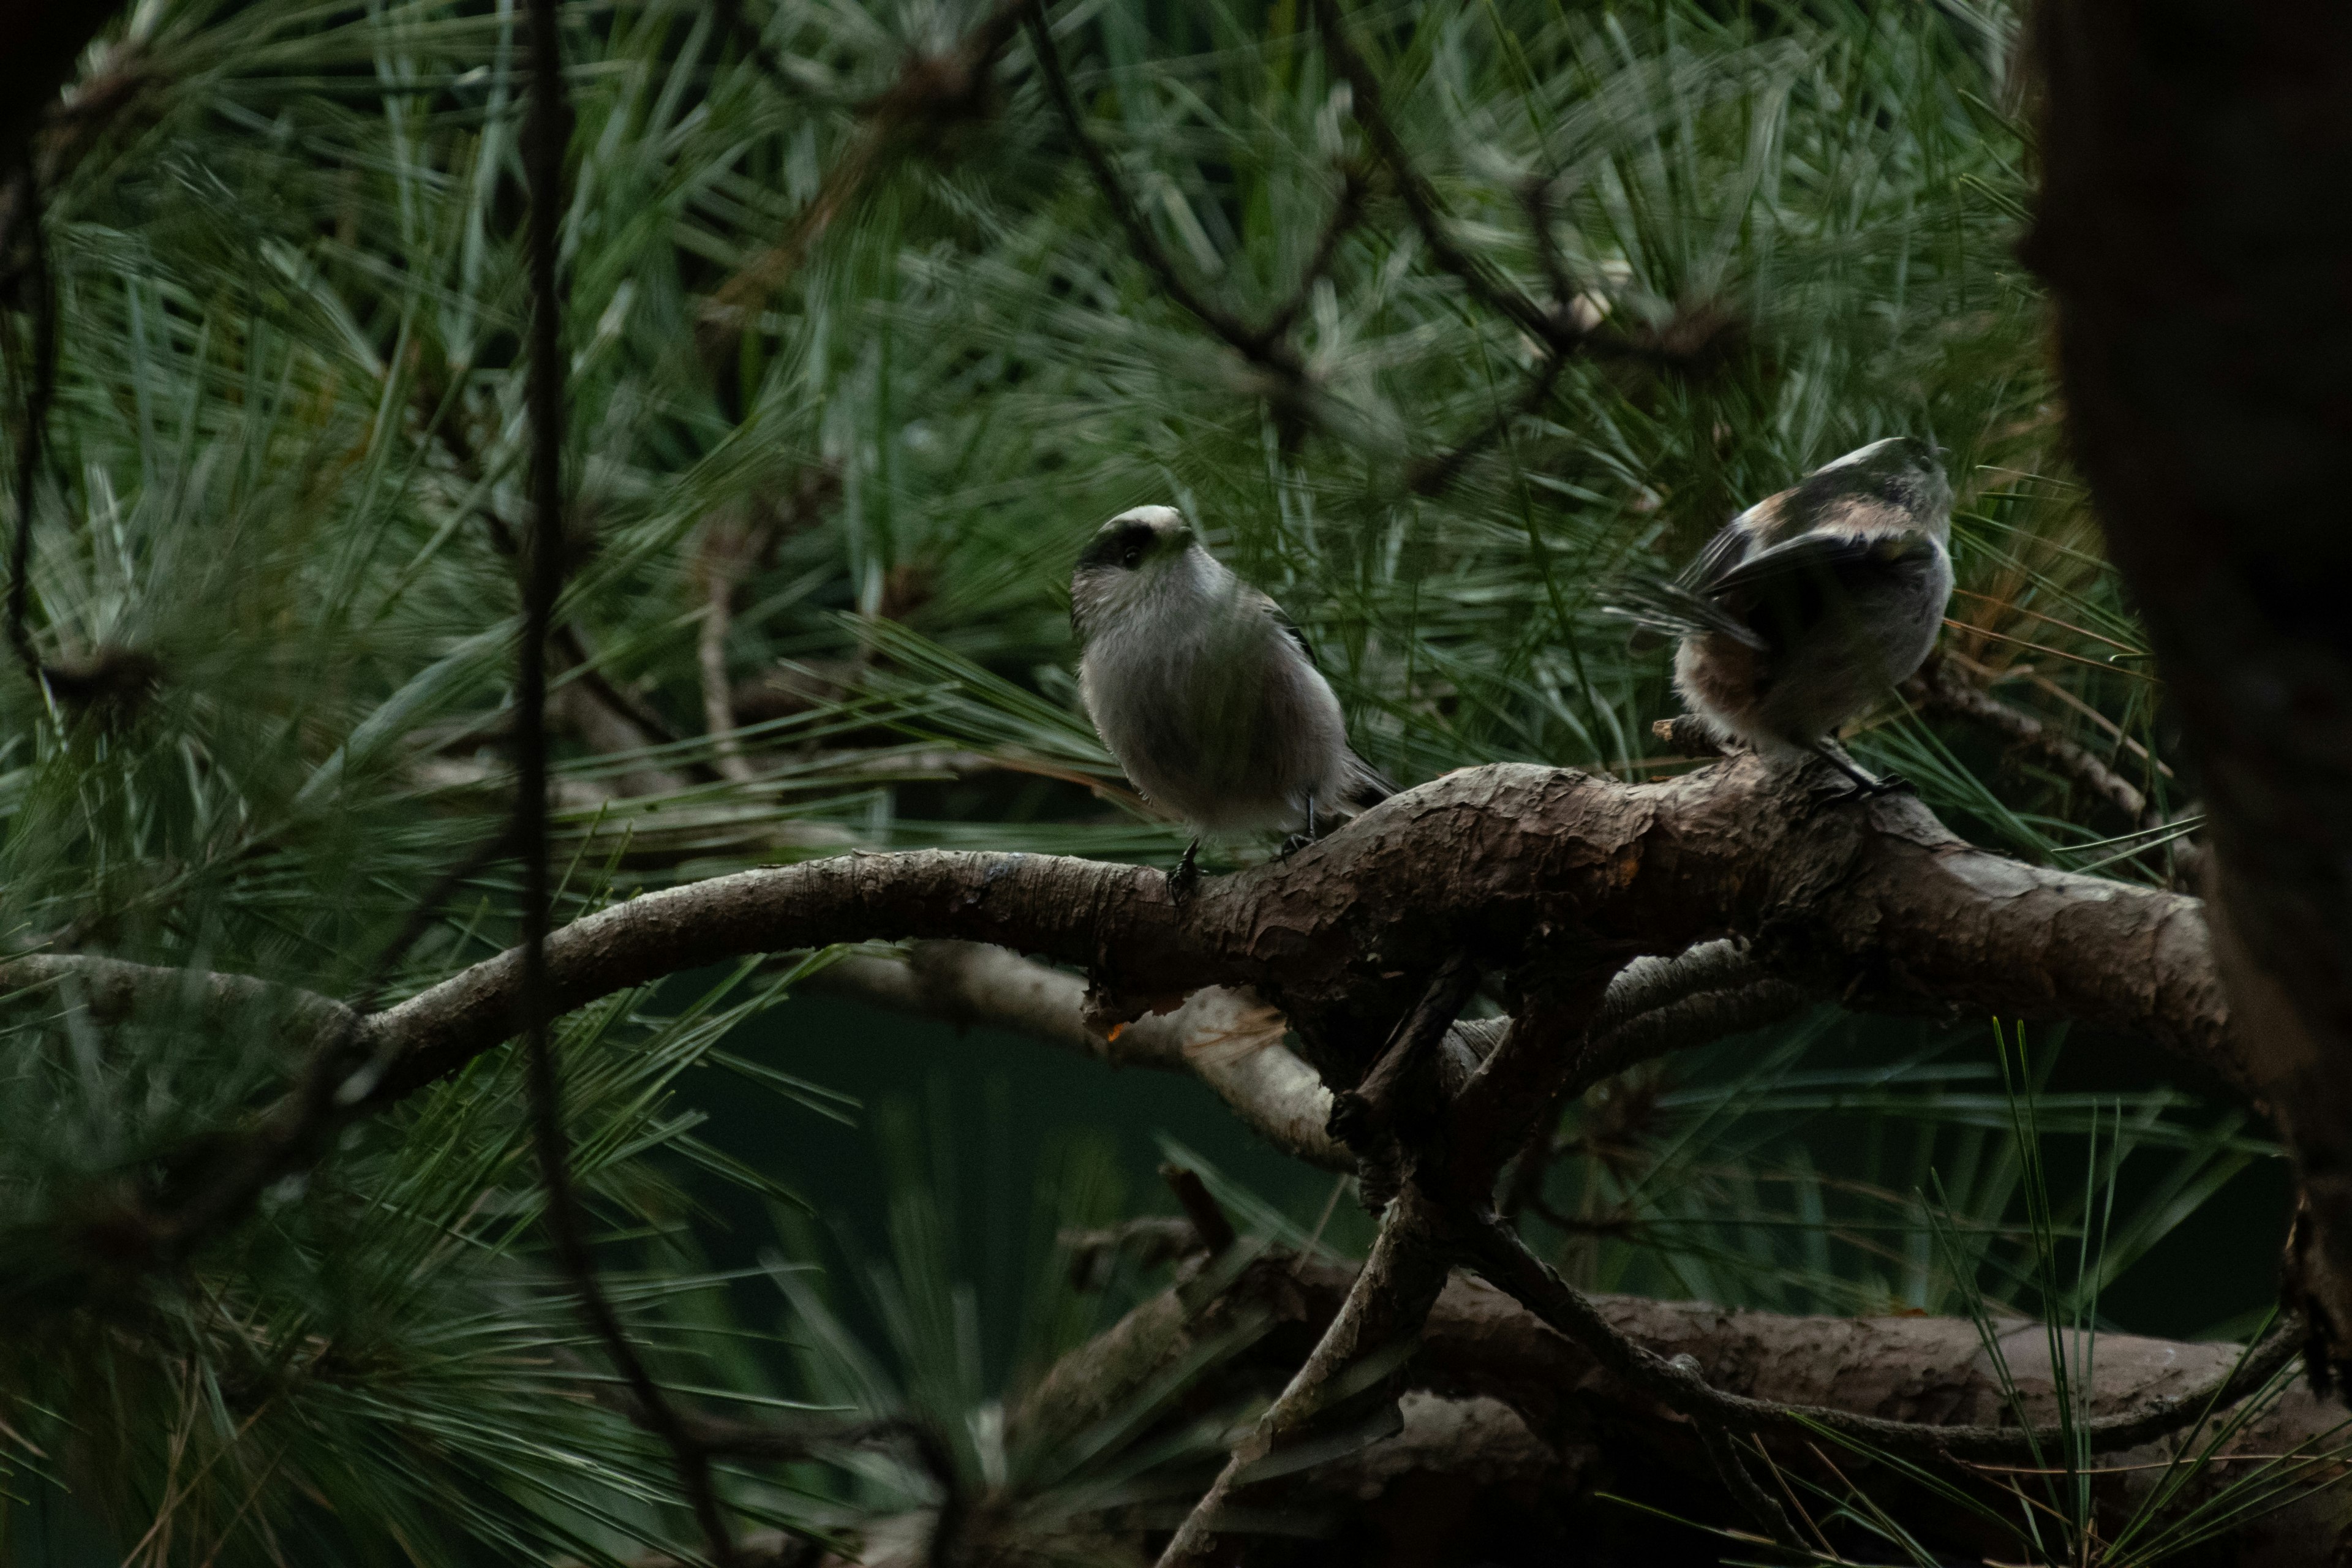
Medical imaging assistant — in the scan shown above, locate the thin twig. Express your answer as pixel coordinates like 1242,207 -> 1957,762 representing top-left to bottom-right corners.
705,0 -> 1030,341
1327,953 -> 1480,1202
347,826 -> 516,1015
1688,1408 -> 1810,1553
1904,650 -> 2152,823
1158,1163 -> 1236,1257
1154,1185 -> 1456,1567
1310,0 -> 1568,349
698,516 -> 767,784
1254,167 -> 1368,345
516,7 -> 737,1562
418,382 -> 696,755
1025,1 -> 1338,394
709,0 -> 798,97
1405,347 -> 1567,496
1327,953 -> 1478,1149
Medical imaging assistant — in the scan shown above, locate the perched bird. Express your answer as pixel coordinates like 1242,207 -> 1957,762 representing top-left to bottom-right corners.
1071,505 -> 1392,900
1605,436 -> 1954,793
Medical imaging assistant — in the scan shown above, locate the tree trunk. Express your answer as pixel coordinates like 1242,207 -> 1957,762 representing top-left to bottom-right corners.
2029,1 -> 2352,1382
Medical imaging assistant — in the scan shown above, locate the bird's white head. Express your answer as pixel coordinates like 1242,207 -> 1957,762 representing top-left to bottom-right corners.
1069,505 -> 1208,638
1796,436 -> 1954,538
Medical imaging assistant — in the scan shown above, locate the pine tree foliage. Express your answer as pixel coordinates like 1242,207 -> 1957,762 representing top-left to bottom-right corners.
0,0 -> 2295,1561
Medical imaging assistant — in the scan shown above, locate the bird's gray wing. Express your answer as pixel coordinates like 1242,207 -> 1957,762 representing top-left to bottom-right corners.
1252,591 -> 1395,808
1250,589 -> 1322,669
1341,748 -> 1395,807
1703,529 -> 1941,650
1706,529 -> 1939,604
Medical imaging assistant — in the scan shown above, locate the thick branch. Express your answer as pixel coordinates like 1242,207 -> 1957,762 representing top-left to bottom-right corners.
350,756 -> 2237,1114
1022,1250 -> 2347,1561
7,758 -> 2242,1297
809,937 -> 1806,1179
0,952 -> 352,1042
1464,1212 -> 2301,1462
805,944 -> 1347,1169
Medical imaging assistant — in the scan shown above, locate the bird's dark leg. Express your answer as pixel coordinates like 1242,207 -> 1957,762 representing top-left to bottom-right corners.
1278,799 -> 1317,859
1807,741 -> 1912,802
1167,838 -> 1202,907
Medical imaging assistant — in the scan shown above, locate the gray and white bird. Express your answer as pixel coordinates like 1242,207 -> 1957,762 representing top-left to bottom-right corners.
1071,505 -> 1392,900
1605,436 -> 1954,793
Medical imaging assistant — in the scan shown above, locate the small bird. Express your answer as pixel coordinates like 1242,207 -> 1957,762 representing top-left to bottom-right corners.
1604,436 -> 1954,793
1071,505 -> 1393,901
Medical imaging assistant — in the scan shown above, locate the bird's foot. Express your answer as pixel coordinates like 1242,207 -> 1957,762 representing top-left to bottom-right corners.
1807,767 -> 1915,807
1167,841 -> 1202,908
1277,832 -> 1313,860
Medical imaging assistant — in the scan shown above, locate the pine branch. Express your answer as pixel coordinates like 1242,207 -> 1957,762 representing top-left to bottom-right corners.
0,756 -> 2244,1306
1025,0 -> 1357,409
1155,1183 -> 1457,1566
1905,650 -> 2155,824
1461,1209 -> 2305,1461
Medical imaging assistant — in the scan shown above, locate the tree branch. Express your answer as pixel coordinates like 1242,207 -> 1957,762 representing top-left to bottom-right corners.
347,756 -> 2237,1113
1904,650 -> 2156,825
1025,0 -> 1351,412
1309,0 -> 1566,349
805,944 -> 1348,1169
703,0 -> 1031,342
1154,1185 -> 1457,1566
1463,1210 -> 2302,1462
4,755 -> 2246,1301
1022,1246 -> 2345,1560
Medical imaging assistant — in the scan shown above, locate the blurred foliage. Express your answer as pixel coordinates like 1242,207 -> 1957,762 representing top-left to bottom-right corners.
0,0 -> 2281,1560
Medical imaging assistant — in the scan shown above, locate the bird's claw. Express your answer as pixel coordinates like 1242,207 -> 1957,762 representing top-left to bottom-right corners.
1277,833 -> 1313,860
1167,843 -> 1202,908
1809,768 -> 1915,807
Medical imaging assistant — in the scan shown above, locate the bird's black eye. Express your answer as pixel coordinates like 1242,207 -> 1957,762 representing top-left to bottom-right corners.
1120,545 -> 1143,569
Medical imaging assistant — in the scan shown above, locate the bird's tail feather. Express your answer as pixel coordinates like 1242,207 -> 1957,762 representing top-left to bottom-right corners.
1342,750 -> 1394,811
1599,569 -> 1768,651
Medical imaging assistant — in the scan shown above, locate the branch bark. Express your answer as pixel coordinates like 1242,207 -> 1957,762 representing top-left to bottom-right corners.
1154,1186 -> 1459,1566
353,756 -> 2237,1114
1017,1250 -> 2352,1565
4,756 -> 2244,1303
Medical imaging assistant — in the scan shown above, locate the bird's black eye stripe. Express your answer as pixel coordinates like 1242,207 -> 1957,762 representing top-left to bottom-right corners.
1080,521 -> 1162,573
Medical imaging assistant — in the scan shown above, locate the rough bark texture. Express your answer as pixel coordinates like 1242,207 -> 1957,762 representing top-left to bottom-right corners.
360,755 -> 2235,1111
2029,0 -> 2352,1379
1018,1253 -> 2352,1566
